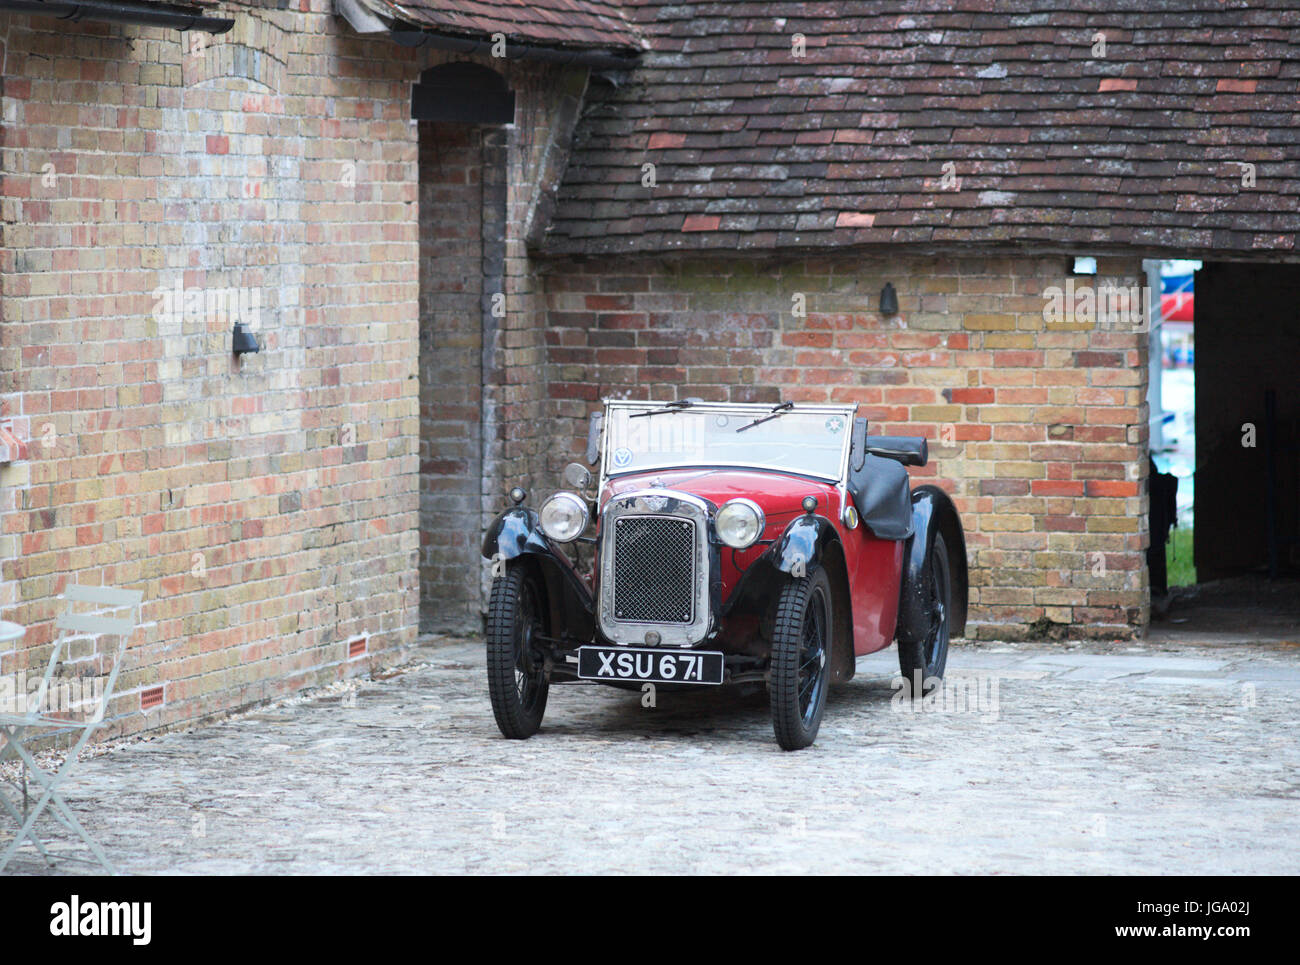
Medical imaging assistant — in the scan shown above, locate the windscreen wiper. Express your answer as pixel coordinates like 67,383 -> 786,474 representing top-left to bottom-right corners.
630,400 -> 695,419
737,401 -> 794,432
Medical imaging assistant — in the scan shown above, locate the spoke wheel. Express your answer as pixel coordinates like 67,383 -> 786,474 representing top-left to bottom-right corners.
769,567 -> 834,751
898,532 -> 952,697
486,564 -> 549,739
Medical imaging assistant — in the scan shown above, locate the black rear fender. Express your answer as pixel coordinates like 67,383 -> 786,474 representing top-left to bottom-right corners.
896,486 -> 969,645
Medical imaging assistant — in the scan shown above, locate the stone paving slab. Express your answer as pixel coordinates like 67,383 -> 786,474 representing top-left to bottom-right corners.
2,637 -> 1298,875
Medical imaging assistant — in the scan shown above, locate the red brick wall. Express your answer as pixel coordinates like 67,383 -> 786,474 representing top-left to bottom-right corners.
541,253 -> 1151,639
0,6 -> 424,734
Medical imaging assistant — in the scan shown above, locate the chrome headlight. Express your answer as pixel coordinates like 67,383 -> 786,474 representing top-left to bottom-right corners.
715,498 -> 765,549
539,492 -> 589,542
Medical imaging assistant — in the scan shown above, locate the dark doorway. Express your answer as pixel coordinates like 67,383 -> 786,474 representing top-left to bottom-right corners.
1193,262 -> 1300,581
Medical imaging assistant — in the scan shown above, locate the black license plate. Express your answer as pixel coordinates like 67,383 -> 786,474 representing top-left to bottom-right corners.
577,646 -> 724,686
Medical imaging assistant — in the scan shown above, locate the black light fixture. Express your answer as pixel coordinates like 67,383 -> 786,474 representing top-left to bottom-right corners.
879,282 -> 899,315
232,322 -> 260,356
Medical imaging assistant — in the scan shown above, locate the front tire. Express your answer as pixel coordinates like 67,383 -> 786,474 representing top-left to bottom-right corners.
898,532 -> 952,696
769,567 -> 834,751
486,564 -> 549,739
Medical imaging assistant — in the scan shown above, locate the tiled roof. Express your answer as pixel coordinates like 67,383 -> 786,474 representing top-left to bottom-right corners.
365,0 -> 640,50
543,1 -> 1300,258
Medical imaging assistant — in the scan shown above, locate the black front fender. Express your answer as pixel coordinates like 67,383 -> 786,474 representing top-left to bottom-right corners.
770,513 -> 840,577
721,513 -> 854,680
482,506 -> 550,561
897,486 -> 969,644
481,506 -> 595,635
722,513 -> 841,618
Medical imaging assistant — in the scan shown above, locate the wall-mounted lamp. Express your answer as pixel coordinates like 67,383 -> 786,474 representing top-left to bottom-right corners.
232,323 -> 260,356
879,282 -> 899,315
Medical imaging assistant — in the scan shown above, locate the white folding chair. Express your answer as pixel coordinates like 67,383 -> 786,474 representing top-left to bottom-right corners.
0,584 -> 142,874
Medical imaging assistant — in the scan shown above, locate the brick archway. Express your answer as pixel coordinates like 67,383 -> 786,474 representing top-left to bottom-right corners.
416,64 -> 509,634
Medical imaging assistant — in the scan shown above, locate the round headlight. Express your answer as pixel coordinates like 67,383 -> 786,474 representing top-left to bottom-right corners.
539,492 -> 589,542
716,498 -> 765,549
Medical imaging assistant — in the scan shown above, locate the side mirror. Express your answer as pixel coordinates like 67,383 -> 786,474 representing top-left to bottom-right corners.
585,411 -> 604,466
563,462 -> 592,491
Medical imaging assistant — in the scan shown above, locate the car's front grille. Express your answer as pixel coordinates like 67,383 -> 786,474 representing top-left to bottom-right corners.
611,515 -> 696,624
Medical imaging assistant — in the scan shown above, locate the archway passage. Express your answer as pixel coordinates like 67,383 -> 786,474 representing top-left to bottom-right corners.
416,62 -> 510,633
1194,262 -> 1300,581
413,62 -> 515,124
1150,262 -> 1300,643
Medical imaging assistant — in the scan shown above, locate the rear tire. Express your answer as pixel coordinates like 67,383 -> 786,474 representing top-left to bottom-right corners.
769,567 -> 833,751
898,532 -> 952,697
486,564 -> 549,739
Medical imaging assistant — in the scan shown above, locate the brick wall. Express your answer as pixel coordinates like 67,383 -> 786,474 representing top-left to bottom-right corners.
0,5 -> 604,734
495,65 -> 588,498
541,253 -> 1151,639
0,5 -> 426,735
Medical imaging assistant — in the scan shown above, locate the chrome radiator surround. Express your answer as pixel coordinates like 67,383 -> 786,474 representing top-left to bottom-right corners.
597,489 -> 712,647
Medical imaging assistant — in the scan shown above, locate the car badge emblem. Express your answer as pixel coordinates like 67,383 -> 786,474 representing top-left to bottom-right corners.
612,447 -> 633,468
643,495 -> 669,511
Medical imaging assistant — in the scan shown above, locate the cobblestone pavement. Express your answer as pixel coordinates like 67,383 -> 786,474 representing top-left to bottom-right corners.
4,634 -> 1299,875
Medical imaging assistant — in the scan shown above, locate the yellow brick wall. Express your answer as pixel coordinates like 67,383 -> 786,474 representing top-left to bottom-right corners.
0,3 -> 431,735
542,253 -> 1151,640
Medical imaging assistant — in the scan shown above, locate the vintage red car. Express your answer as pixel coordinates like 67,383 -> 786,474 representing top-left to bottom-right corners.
481,399 -> 968,750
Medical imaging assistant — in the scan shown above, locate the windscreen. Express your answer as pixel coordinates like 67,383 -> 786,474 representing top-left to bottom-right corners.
603,403 -> 853,481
